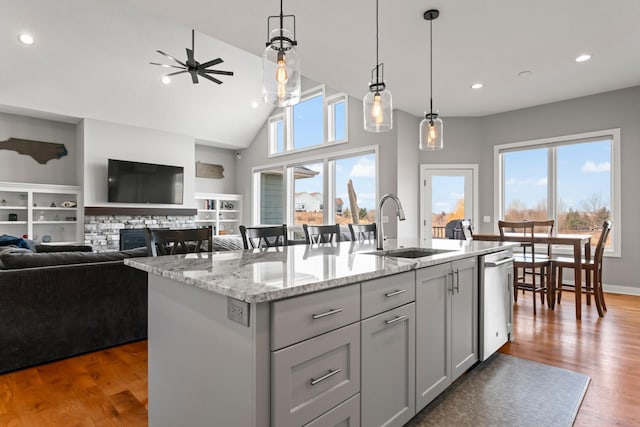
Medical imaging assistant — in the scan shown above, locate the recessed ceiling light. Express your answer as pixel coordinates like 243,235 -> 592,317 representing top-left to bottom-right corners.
251,101 -> 259,109
470,83 -> 484,90
518,70 -> 533,77
575,54 -> 592,63
161,76 -> 171,85
18,33 -> 34,45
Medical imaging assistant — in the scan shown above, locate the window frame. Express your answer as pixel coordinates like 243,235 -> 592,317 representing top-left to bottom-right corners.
252,145 -> 379,235
267,85 -> 349,158
493,128 -> 621,257
326,93 -> 349,144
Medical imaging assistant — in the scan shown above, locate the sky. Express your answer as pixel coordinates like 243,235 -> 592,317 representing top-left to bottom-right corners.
504,139 -> 611,213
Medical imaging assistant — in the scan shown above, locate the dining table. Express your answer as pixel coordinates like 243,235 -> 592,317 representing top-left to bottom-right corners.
472,232 -> 592,320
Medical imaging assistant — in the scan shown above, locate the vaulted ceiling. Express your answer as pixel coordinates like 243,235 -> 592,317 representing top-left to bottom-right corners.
2,0 -> 640,149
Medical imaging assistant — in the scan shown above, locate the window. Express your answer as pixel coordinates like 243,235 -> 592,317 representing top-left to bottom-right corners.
253,146 -> 378,233
268,86 -> 348,156
496,129 -> 620,256
327,94 -> 348,143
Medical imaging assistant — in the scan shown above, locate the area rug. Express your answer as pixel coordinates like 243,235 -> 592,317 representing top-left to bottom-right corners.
407,353 -> 590,427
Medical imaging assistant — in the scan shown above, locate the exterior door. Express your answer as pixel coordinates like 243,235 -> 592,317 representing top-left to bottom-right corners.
420,164 -> 478,243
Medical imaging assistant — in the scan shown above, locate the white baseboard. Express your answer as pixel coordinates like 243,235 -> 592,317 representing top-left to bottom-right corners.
603,284 -> 640,296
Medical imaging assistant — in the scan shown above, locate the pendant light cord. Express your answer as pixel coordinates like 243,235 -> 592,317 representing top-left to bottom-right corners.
429,18 -> 433,116
375,0 -> 380,84
279,0 -> 284,49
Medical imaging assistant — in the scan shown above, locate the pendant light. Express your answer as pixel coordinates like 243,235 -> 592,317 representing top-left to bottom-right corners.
262,0 -> 301,107
363,0 -> 392,132
419,9 -> 443,151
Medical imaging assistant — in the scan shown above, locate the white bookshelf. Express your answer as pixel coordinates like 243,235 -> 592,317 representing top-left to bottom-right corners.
194,192 -> 243,236
0,182 -> 83,244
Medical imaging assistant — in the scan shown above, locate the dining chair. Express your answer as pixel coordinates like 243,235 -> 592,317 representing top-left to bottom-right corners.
144,226 -> 213,256
348,223 -> 376,242
498,220 -> 553,315
552,220 -> 612,317
445,219 -> 473,240
239,224 -> 288,249
303,224 -> 341,244
522,219 -> 554,287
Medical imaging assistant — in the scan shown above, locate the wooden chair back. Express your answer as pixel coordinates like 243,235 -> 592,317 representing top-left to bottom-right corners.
348,223 -> 376,242
144,226 -> 213,256
303,224 -> 341,244
239,224 -> 288,249
594,220 -> 612,265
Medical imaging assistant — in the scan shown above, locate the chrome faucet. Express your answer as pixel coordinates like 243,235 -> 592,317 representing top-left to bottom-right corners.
376,193 -> 406,250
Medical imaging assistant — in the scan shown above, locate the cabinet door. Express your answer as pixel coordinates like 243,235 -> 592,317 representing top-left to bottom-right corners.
450,257 -> 478,380
361,303 -> 415,427
415,263 -> 451,411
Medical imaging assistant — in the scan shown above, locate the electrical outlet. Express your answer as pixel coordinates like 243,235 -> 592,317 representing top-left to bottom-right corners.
382,215 -> 389,223
227,297 -> 250,326
483,216 -> 491,223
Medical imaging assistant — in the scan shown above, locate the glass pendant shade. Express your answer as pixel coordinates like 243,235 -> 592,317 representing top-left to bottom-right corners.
363,86 -> 392,132
419,115 -> 443,150
262,29 -> 301,107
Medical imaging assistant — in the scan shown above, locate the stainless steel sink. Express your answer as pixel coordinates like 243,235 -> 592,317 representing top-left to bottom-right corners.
366,247 -> 456,258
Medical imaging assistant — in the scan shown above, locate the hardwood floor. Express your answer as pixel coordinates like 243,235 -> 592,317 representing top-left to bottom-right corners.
0,293 -> 639,426
500,292 -> 640,426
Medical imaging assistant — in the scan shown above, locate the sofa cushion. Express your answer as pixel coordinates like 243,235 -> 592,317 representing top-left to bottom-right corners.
0,247 -> 148,270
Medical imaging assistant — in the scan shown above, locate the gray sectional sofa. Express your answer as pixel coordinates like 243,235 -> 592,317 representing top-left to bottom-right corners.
0,245 -> 149,374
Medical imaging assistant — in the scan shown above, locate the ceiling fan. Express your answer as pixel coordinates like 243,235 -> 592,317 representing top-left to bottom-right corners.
150,29 -> 234,85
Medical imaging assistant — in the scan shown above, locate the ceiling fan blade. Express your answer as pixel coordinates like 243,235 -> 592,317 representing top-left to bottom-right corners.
186,48 -> 195,67
205,69 -> 234,76
156,50 -> 186,67
149,62 -> 185,70
167,70 -> 187,76
199,58 -> 223,69
190,71 -> 199,84
198,72 -> 223,85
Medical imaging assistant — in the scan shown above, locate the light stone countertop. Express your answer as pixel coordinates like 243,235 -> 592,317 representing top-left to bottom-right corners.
124,239 -> 518,303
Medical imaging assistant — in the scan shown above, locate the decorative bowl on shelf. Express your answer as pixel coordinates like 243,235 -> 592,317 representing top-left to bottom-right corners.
42,235 -> 52,243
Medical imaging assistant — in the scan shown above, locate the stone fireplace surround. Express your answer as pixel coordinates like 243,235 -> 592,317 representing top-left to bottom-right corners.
84,207 -> 197,252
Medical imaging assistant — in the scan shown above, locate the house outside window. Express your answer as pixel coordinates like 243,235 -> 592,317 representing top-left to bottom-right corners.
496,129 -> 621,256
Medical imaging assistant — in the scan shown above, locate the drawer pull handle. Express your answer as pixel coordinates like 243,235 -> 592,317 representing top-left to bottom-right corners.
312,308 -> 343,320
385,289 -> 407,297
310,368 -> 342,386
385,315 -> 407,325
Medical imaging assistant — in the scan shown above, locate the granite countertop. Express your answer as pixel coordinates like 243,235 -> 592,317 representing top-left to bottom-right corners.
125,239 -> 518,303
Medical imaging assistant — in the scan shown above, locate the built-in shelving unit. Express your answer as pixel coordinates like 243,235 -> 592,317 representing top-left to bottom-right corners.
194,192 -> 242,236
0,182 -> 83,244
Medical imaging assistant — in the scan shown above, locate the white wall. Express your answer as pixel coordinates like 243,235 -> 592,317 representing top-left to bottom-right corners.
194,144 -> 237,194
396,110 -> 420,240
81,119 -> 196,207
0,112 -> 77,184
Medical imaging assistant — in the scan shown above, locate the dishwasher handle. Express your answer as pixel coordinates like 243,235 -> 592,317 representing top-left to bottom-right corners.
485,257 -> 514,268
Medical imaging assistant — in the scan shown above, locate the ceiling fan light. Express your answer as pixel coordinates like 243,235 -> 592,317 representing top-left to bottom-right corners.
18,33 -> 34,45
161,76 -> 171,85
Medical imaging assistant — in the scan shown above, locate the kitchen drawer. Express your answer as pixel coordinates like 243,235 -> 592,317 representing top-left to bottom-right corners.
304,394 -> 360,427
272,323 -> 361,427
361,271 -> 415,319
271,284 -> 360,350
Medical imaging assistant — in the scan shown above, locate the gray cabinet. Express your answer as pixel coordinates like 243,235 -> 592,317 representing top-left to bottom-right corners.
415,258 -> 478,411
361,303 -> 415,427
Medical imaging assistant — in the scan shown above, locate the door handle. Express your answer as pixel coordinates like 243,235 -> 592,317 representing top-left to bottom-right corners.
454,269 -> 460,294
385,315 -> 407,325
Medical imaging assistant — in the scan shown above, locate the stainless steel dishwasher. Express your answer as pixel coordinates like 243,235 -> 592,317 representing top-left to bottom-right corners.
479,250 -> 514,361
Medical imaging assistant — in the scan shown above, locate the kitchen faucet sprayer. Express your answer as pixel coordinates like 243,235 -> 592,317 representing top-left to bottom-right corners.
376,193 -> 406,250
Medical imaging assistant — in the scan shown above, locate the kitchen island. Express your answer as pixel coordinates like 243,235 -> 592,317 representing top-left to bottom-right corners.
125,239 -> 517,427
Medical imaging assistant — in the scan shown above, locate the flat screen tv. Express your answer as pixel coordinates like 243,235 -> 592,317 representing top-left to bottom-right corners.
108,159 -> 184,204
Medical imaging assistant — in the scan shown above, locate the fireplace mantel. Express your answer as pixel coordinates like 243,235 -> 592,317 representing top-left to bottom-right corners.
84,207 -> 197,216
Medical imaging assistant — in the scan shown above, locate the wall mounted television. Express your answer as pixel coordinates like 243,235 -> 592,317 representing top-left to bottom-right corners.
107,159 -> 184,204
